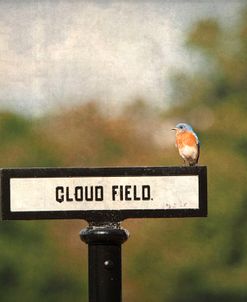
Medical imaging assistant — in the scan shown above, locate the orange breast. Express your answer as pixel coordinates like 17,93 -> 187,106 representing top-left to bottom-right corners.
176,131 -> 197,148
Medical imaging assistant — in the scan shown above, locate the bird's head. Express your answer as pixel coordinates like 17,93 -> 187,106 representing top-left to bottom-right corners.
171,123 -> 193,133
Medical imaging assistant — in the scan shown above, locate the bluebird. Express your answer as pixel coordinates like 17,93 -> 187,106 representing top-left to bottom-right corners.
171,123 -> 200,166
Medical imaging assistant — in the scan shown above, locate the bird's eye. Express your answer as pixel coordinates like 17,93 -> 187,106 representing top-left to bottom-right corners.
179,125 -> 184,129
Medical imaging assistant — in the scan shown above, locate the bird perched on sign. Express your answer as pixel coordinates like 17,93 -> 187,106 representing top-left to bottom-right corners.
171,123 -> 200,166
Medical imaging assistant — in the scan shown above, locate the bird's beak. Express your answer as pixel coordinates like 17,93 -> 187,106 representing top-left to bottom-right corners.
171,128 -> 177,131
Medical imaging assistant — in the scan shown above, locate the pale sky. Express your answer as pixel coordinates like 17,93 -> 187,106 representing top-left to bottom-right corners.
0,1 -> 244,116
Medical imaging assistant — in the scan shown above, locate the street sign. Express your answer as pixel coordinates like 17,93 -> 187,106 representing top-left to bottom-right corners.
0,166 -> 207,222
0,165 -> 207,302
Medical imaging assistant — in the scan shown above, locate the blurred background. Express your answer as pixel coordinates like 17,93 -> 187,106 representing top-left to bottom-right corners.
0,1 -> 247,301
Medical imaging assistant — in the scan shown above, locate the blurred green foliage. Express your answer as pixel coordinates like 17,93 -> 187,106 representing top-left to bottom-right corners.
0,112 -> 61,167
0,6 -> 247,302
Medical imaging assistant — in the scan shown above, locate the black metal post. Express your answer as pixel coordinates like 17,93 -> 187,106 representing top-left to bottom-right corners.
80,224 -> 129,302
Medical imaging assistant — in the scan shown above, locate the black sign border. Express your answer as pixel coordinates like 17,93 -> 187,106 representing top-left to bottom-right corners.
0,166 -> 207,222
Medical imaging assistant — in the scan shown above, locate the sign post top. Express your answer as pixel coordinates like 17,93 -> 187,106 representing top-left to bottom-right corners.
0,166 -> 207,222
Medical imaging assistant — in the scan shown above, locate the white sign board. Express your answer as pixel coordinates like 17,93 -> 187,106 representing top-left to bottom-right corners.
0,166 -> 207,221
10,175 -> 199,212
